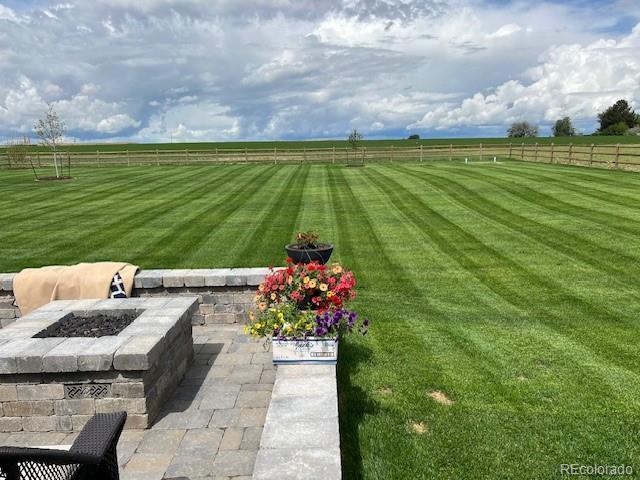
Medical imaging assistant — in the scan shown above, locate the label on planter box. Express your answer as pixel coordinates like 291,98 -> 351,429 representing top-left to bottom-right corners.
272,337 -> 338,365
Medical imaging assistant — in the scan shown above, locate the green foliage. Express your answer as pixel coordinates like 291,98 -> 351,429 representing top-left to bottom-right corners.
246,302 -> 315,338
507,121 -> 538,138
407,134 -> 420,140
598,121 -> 629,136
552,117 -> 576,137
294,230 -> 320,248
597,99 -> 638,133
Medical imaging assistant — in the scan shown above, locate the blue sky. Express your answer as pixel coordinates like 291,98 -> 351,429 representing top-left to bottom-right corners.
0,0 -> 638,143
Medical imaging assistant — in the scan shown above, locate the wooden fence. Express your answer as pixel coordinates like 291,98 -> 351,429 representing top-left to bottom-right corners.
1,143 -> 640,170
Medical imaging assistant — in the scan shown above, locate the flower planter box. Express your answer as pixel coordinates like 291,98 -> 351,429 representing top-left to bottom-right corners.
271,337 -> 338,365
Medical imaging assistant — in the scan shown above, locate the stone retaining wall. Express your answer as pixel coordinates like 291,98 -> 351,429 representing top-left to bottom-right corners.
254,364 -> 341,479
0,268 -> 270,328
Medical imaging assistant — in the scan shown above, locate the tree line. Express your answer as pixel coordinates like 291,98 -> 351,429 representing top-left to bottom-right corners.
507,99 -> 640,138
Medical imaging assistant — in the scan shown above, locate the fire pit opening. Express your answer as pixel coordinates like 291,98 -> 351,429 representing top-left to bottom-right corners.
33,310 -> 140,338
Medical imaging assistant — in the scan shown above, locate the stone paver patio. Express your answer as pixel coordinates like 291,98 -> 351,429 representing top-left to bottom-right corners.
0,324 -> 274,480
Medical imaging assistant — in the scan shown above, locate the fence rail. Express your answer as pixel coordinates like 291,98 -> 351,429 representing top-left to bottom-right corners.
2,143 -> 640,170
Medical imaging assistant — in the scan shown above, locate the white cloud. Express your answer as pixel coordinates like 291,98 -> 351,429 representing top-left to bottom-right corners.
0,0 -> 638,141
96,114 -> 140,133
0,77 -> 140,135
409,24 -> 640,131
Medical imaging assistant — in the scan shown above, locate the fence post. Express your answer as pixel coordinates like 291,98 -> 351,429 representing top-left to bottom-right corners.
550,143 -> 555,164
589,144 -> 594,167
362,147 -> 366,165
274,147 -> 277,165
480,143 -> 483,162
156,149 -> 159,166
303,147 -> 306,164
127,150 -> 130,167
614,144 -> 620,169
37,151 -> 41,167
534,143 -> 538,162
420,145 -> 423,163
568,143 -> 573,165
508,143 -> 513,159
449,144 -> 453,161
520,143 -> 525,160
185,149 -> 189,165
215,148 -> 219,164
332,146 -> 336,164
245,148 -> 248,163
390,146 -> 394,163
97,150 -> 101,167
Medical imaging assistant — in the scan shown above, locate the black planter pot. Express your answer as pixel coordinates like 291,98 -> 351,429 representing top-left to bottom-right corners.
285,243 -> 334,265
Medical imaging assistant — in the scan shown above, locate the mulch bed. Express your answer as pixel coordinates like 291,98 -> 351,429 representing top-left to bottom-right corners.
37,175 -> 73,181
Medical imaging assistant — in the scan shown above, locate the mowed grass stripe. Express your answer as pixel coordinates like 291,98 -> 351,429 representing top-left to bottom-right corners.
328,167 -> 457,480
365,165 -> 640,358
399,164 -> 640,290
102,165 -> 270,267
18,166 -> 247,267
140,165 -> 279,266
232,165 -> 310,266
496,163 -> 640,212
512,160 -> 640,191
372,165 -> 640,367
183,166 -> 298,267
294,166 -> 339,252
507,161 -> 640,198
0,167 -> 169,220
0,166 -> 213,244
460,165 -> 640,237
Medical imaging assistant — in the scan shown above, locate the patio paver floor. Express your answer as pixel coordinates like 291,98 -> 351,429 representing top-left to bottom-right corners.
1,324 -> 274,480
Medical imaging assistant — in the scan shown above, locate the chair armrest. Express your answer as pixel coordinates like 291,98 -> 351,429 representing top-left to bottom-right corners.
69,412 -> 127,464
0,446 -> 98,466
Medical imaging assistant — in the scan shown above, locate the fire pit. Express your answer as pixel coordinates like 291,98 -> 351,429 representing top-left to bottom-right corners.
34,311 -> 139,338
0,297 -> 196,432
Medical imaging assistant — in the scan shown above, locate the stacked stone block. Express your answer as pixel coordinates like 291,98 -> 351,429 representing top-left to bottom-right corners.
0,273 -> 19,328
0,297 -> 196,432
133,268 -> 269,325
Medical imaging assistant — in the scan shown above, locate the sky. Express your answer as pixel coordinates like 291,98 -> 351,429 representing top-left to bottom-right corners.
0,0 -> 639,143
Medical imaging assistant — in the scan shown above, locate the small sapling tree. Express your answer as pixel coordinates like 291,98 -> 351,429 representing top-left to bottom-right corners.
34,104 -> 65,178
348,129 -> 363,150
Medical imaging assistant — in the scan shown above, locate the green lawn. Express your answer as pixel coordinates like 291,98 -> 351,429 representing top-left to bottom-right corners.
1,161 -> 639,479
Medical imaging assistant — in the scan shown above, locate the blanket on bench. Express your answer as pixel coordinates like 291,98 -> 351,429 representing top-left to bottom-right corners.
13,262 -> 139,315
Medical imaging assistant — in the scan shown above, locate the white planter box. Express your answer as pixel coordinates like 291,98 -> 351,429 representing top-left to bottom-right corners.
271,337 -> 338,365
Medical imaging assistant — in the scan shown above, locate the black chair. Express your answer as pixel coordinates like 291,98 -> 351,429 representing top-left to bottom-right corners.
0,412 -> 126,480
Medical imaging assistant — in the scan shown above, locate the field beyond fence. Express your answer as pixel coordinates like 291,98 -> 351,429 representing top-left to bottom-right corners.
2,142 -> 640,171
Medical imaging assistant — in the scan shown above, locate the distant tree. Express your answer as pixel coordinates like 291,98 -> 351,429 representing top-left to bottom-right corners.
597,99 -> 638,134
348,129 -> 363,150
552,117 -> 576,137
407,134 -> 420,140
34,104 -> 65,178
507,121 -> 538,138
